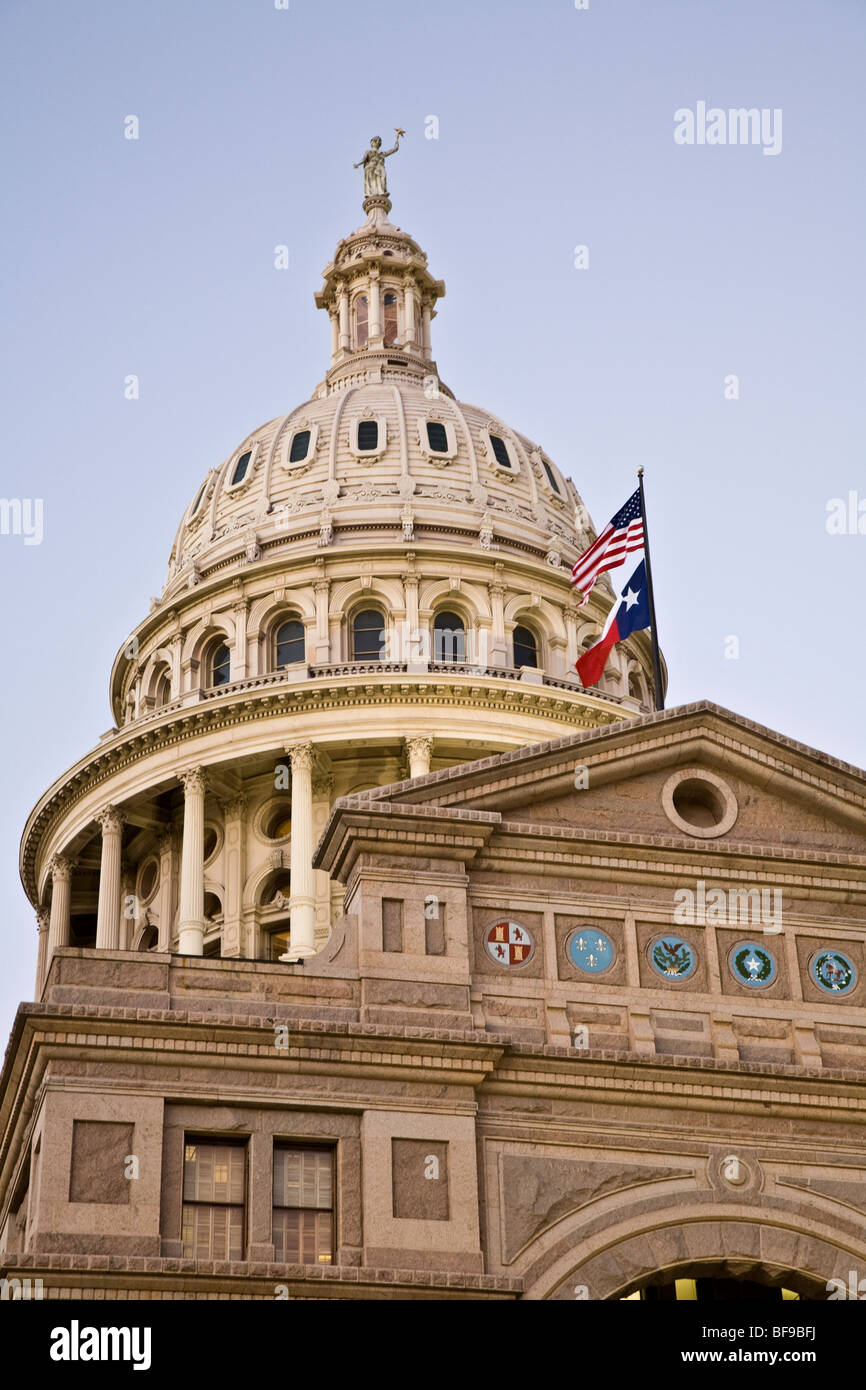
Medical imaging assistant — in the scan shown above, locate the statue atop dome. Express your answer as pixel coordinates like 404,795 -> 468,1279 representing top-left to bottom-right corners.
354,130 -> 404,200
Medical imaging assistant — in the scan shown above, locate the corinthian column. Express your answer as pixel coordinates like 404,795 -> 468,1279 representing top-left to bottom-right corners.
47,855 -> 73,960
284,743 -> 316,960
405,734 -> 433,779
178,767 -> 207,955
95,806 -> 125,949
35,907 -> 50,996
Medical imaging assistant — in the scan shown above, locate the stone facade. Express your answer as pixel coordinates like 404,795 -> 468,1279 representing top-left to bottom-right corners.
2,702 -> 865,1299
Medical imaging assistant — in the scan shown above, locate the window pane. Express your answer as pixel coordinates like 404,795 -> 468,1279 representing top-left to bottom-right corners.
182,1203 -> 243,1261
357,420 -> 378,451
542,459 -> 560,493
353,609 -> 384,660
426,421 -> 448,453
273,1148 -> 333,1210
383,292 -> 398,346
513,625 -> 538,668
289,430 -> 310,464
434,611 -> 466,662
276,619 -> 305,666
211,643 -> 231,686
489,434 -> 511,468
231,451 -> 251,485
183,1141 -> 245,1204
355,296 -> 368,348
272,1209 -> 332,1264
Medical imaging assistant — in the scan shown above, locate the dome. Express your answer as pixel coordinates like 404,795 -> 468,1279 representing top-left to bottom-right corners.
162,202 -> 593,603
23,161 -> 664,974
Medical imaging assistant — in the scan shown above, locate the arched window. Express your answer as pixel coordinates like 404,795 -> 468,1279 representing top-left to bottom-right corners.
154,667 -> 172,708
275,619 -> 305,667
426,421 -> 448,453
513,625 -> 538,669
489,435 -> 512,468
210,642 -> 231,687
434,611 -> 466,663
383,292 -> 398,346
352,609 -> 385,661
355,295 -> 368,348
289,430 -> 311,464
230,451 -> 252,486
628,670 -> 644,701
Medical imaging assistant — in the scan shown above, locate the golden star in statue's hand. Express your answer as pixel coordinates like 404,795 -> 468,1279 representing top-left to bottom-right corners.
395,127 -> 405,138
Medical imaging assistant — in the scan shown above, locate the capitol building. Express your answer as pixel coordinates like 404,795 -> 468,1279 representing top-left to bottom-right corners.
1,156 -> 865,1303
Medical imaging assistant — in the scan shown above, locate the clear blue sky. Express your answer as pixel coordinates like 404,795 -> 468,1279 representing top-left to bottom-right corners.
1,0 -> 864,1038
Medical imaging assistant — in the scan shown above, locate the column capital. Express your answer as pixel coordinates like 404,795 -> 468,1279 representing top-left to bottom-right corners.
95,805 -> 125,836
48,853 -> 75,882
36,907 -> 50,933
285,742 -> 315,773
311,771 -> 335,801
179,766 -> 208,795
221,794 -> 248,819
157,827 -> 177,856
404,734 -> 434,759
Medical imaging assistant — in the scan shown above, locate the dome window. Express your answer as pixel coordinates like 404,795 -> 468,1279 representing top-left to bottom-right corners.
489,435 -> 511,468
383,292 -> 398,346
355,295 -> 368,349
541,459 -> 561,494
154,666 -> 172,708
189,481 -> 207,517
210,642 -> 231,687
434,611 -> 466,663
275,619 -> 305,667
357,420 -> 379,451
289,430 -> 311,464
230,451 -> 252,486
426,422 -> 449,453
352,609 -> 385,661
513,625 -> 538,669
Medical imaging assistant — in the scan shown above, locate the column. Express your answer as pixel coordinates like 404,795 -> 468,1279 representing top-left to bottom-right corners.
421,301 -> 432,354
368,269 -> 381,342
221,795 -> 247,958
488,579 -> 507,667
35,908 -> 50,996
95,807 -> 125,949
178,767 -> 207,955
329,311 -> 339,359
564,602 -> 580,673
47,855 -> 73,960
285,743 -> 316,959
405,735 -> 433,779
314,579 -> 331,662
337,282 -> 349,351
403,277 -> 417,346
232,598 -> 249,680
156,829 -> 176,952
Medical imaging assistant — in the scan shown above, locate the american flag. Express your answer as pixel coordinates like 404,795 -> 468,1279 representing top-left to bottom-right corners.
571,488 -> 644,606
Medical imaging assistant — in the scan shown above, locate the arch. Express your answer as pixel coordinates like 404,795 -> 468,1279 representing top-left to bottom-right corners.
181,615 -> 236,669
516,1197 -> 865,1302
383,291 -> 399,346
208,638 -> 231,688
503,594 -> 566,640
330,575 -> 404,616
418,578 -> 491,621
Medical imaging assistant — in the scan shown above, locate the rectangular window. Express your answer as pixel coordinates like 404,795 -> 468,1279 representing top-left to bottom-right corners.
273,1146 -> 334,1264
382,897 -> 404,952
181,1138 -> 246,1261
425,900 -> 446,955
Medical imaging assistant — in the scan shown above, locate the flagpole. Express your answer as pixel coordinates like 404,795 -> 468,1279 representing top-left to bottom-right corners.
637,467 -> 665,711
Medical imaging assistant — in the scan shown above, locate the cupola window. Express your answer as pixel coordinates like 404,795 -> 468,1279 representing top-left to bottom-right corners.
383,292 -> 398,346
426,421 -> 449,453
230,451 -> 252,486
210,643 -> 231,687
355,295 -> 368,348
352,609 -> 384,661
513,625 -> 538,669
357,420 -> 379,451
275,619 -> 305,667
289,430 -> 311,464
489,435 -> 511,468
155,667 -> 172,708
542,459 -> 561,494
434,611 -> 466,663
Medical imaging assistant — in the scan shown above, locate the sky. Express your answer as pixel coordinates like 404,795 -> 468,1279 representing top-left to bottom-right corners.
1,0 -> 864,1040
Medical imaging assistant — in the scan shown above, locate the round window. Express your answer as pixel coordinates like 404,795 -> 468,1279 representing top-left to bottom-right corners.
203,827 -> 219,863
138,859 -> 159,903
264,803 -> 292,841
662,769 -> 738,839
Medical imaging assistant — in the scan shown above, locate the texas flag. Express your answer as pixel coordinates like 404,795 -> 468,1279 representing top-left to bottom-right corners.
576,560 -> 651,688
